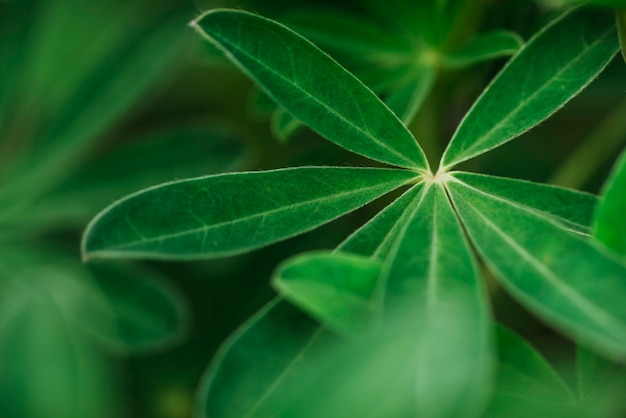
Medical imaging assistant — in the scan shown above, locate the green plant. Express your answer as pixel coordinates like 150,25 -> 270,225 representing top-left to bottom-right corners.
81,2 -> 626,417
0,1 -> 246,416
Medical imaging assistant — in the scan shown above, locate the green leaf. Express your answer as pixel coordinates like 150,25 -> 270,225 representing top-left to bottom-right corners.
453,172 -> 598,235
197,298 -> 333,418
594,148 -> 626,255
448,178 -> 626,360
338,184 -> 424,260
271,108 -> 304,142
0,268 -> 119,418
385,67 -> 436,124
191,9 -> 428,170
82,167 -> 416,260
86,263 -> 189,353
617,10 -> 626,62
0,9 -> 191,204
442,30 -> 523,68
441,7 -> 619,168
378,184 -> 493,418
273,251 -> 381,336
483,326 -> 577,417
10,123 -> 243,229
283,8 -> 410,56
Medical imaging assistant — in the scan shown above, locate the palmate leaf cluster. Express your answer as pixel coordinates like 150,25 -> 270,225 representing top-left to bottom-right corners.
82,3 -> 626,418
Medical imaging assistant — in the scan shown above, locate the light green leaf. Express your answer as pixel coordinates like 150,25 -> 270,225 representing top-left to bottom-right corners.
196,298 -> 333,418
385,67 -> 436,124
378,184 -> 493,418
483,326 -> 577,417
271,108 -> 303,142
338,184 -> 424,260
453,172 -> 598,235
448,178 -> 626,360
618,10 -> 626,62
191,9 -> 428,170
82,167 -> 416,260
442,30 -> 523,68
441,7 -> 619,168
594,148 -> 626,255
0,268 -> 119,418
86,263 -> 189,353
273,251 -> 381,336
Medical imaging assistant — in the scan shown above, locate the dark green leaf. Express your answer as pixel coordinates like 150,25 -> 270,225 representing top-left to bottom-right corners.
12,124 -> 243,229
378,184 -> 493,418
191,9 -> 428,169
594,147 -> 626,255
283,8 -> 409,56
385,68 -> 436,124
0,9 -> 190,203
453,172 -> 598,235
442,30 -> 523,68
82,167 -> 416,260
617,10 -> 626,62
273,251 -> 381,336
441,7 -> 619,168
448,178 -> 626,360
87,263 -> 189,353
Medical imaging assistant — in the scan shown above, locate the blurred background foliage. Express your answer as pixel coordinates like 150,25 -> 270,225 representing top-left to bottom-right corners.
0,0 -> 624,417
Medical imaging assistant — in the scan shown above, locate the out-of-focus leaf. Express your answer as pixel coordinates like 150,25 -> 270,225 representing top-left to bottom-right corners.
87,263 -> 189,353
453,172 -> 598,235
82,167 -> 416,260
378,184 -> 493,418
385,67 -> 436,124
441,7 -> 619,168
1,8 -> 191,203
442,30 -> 523,68
594,147 -> 626,255
196,298 -> 333,418
271,108 -> 303,142
282,8 -> 409,55
483,326 -> 578,417
11,123 -> 243,229
273,251 -> 381,336
192,9 -> 429,169
448,178 -> 626,360
0,268 -> 118,418
617,10 -> 626,62
338,184 -> 423,260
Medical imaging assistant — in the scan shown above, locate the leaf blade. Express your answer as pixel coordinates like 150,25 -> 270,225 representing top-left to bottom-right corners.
192,9 -> 428,169
82,167 -> 416,260
452,171 -> 598,235
441,7 -> 619,168
448,178 -> 626,360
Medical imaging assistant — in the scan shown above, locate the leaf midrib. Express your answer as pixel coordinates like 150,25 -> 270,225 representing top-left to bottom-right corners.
92,179 -> 408,252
